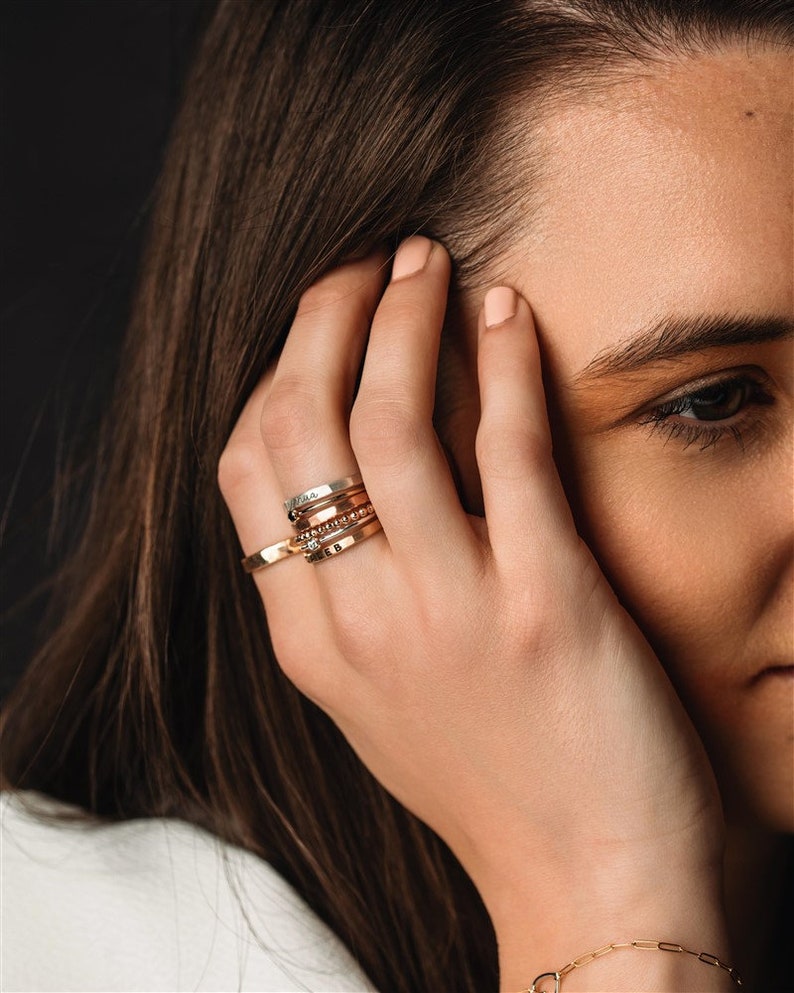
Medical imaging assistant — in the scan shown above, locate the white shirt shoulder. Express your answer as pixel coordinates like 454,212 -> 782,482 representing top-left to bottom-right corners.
1,791 -> 375,993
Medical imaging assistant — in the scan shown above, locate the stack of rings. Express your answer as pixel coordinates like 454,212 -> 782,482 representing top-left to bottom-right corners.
241,472 -> 382,573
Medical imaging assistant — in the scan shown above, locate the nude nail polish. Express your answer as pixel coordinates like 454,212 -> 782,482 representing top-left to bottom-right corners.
484,286 -> 517,327
391,236 -> 433,280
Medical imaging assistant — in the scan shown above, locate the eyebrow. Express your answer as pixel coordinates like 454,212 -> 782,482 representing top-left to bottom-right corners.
575,314 -> 794,384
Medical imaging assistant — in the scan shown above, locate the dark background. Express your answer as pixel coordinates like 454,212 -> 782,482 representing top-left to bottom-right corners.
1,0 -> 215,696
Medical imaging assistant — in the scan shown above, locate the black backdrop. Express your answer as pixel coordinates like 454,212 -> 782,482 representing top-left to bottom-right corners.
1,0 -> 215,696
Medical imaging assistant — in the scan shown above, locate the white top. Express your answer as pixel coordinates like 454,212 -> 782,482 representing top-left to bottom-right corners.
1,792 -> 375,993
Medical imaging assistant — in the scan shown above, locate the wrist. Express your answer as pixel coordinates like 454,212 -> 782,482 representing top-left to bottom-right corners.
520,940 -> 740,993
479,852 -> 732,993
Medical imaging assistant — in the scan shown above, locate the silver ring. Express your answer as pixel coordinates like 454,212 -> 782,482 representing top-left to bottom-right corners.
284,472 -> 363,515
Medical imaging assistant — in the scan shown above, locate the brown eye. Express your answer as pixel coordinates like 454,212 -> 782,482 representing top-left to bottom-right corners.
639,372 -> 775,452
679,380 -> 750,421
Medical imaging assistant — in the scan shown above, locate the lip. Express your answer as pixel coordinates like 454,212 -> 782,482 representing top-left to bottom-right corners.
749,665 -> 794,686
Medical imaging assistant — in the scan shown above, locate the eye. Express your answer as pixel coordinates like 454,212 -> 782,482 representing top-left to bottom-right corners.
672,378 -> 752,421
638,371 -> 775,452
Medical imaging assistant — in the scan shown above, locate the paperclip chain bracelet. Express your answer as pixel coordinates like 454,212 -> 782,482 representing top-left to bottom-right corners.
524,939 -> 743,992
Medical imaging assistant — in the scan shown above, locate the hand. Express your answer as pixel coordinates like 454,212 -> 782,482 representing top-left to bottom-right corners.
219,238 -> 729,987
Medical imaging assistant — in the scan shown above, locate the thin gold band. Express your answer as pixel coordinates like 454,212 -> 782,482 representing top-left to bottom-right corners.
299,507 -> 379,554
304,517 -> 383,563
240,535 -> 301,573
241,473 -> 379,572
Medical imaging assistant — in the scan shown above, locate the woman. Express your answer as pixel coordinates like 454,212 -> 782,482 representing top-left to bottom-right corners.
2,1 -> 791,990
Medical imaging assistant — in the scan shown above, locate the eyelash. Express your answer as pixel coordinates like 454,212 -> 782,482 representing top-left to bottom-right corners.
638,372 -> 775,452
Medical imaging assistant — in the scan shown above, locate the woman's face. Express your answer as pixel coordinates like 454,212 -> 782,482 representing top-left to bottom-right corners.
457,46 -> 793,830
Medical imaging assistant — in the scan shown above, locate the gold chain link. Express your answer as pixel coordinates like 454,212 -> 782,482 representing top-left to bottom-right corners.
525,938 -> 743,992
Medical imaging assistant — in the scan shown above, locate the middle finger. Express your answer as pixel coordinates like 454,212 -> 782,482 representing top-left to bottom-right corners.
262,251 -> 388,486
261,250 -> 390,566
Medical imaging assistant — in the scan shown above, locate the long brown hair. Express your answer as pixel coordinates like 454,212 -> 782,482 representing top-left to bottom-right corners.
3,2 -> 791,990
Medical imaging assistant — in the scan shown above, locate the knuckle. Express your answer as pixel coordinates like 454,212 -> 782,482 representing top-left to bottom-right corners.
350,397 -> 423,467
268,616 -> 335,701
325,585 -> 383,658
217,442 -> 264,498
267,620 -> 301,675
378,297 -> 426,333
270,624 -> 311,686
261,379 -> 326,455
269,600 -> 376,712
297,276 -> 349,316
330,615 -> 378,666
296,269 -> 373,324
475,422 -> 551,480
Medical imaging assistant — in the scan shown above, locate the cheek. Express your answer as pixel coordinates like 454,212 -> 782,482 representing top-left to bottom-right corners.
558,441 -> 758,678
555,427 -> 793,829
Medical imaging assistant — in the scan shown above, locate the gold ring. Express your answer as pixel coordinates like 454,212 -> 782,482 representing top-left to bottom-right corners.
287,489 -> 367,527
297,503 -> 377,549
284,472 -> 363,517
304,517 -> 383,563
293,499 -> 375,536
241,535 -> 301,573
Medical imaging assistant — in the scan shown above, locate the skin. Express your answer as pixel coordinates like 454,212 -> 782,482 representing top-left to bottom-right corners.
470,46 -> 794,832
220,47 -> 791,991
450,46 -> 794,982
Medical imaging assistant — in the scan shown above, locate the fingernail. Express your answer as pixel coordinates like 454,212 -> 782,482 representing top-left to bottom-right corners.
391,236 -> 433,281
484,286 -> 517,328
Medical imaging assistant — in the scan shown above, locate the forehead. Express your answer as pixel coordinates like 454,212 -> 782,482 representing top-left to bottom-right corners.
502,47 -> 792,377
